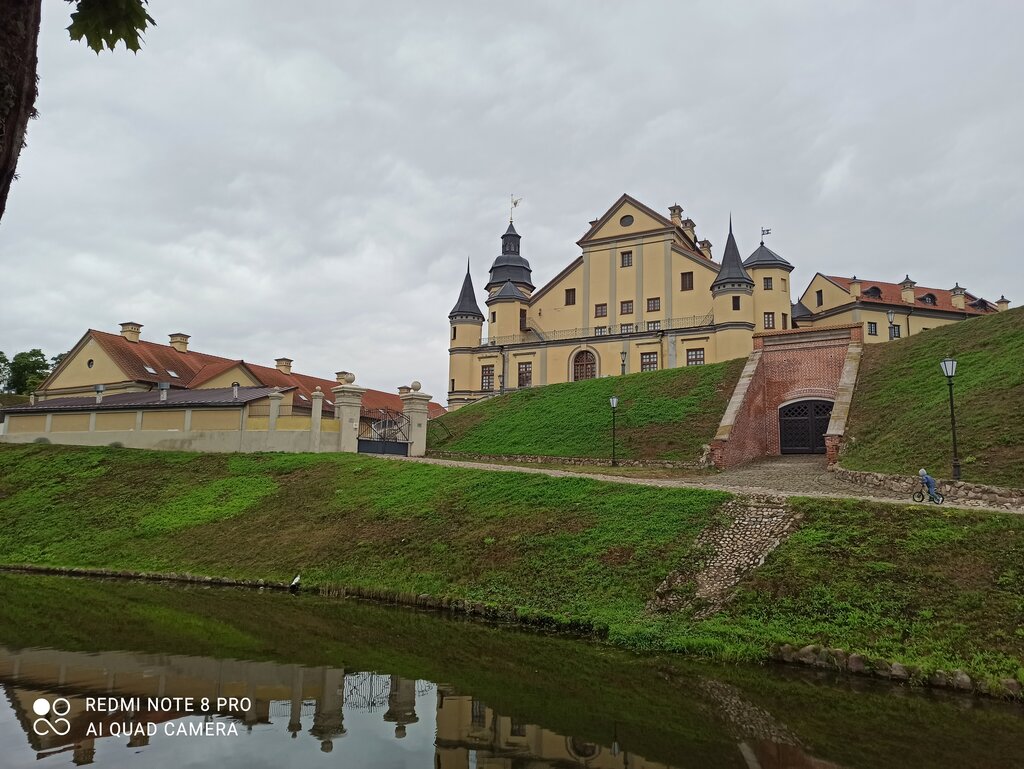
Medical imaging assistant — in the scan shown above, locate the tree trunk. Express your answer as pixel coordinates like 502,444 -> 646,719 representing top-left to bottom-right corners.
0,0 -> 42,225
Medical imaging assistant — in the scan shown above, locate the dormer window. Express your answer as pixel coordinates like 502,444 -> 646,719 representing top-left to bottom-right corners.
920,294 -> 937,305
864,286 -> 883,299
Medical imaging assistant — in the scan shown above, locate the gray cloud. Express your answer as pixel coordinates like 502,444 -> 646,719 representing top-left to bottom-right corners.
2,1 -> 1021,400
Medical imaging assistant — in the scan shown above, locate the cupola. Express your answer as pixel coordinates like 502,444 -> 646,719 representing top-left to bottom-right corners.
485,220 -> 534,293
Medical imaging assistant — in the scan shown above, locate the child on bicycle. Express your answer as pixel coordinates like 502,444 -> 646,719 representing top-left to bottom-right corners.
918,469 -> 939,502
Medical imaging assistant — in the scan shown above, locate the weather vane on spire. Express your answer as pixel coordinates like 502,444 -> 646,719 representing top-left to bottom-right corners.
760,226 -> 771,245
510,194 -> 522,222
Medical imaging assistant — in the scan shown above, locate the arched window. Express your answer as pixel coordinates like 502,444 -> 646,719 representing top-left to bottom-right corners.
573,350 -> 596,381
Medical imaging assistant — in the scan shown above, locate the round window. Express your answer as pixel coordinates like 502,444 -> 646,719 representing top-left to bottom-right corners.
619,215 -> 634,226
87,359 -> 94,368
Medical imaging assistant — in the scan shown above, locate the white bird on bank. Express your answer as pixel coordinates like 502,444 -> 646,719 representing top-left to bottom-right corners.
290,574 -> 301,593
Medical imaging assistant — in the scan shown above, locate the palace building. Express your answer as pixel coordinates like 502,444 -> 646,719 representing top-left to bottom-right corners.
447,194 -> 1009,409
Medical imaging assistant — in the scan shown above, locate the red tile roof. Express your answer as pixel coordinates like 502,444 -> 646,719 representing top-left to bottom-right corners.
826,276 -> 997,316
69,331 -> 445,418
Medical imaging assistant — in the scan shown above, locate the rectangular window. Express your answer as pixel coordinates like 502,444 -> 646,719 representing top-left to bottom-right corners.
565,288 -> 576,305
620,251 -> 633,267
450,378 -> 455,391
452,326 -> 457,340
868,321 -> 878,336
490,311 -> 496,323
471,699 -> 487,728
510,718 -> 527,737
782,278 -> 788,291
646,320 -> 661,331
520,308 -> 527,330
763,277 -> 773,290
687,348 -> 705,366
640,352 -> 658,372
782,313 -> 789,330
681,271 -> 694,291
815,289 -> 823,307
594,326 -> 607,335
732,296 -> 741,311
517,362 -> 532,388
763,312 -> 775,330
481,365 -> 494,391
595,303 -> 607,317
647,297 -> 661,312
620,323 -> 635,333
890,324 -> 901,340
620,300 -> 633,315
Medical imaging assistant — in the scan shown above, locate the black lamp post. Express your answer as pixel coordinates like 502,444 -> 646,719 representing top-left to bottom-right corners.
620,350 -> 627,375
886,309 -> 896,340
940,357 -> 961,480
610,395 -> 619,466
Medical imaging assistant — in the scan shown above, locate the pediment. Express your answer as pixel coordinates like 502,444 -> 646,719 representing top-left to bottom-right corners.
577,194 -> 674,245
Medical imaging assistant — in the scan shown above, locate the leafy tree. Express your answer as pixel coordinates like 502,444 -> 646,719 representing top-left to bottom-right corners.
50,351 -> 68,368
0,351 -> 10,391
9,348 -> 50,394
0,0 -> 155,223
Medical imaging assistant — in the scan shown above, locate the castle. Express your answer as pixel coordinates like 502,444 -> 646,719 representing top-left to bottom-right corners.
447,194 -> 1008,410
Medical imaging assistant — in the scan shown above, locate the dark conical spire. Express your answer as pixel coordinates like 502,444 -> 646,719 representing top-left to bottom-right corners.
486,217 -> 534,292
449,260 -> 484,320
711,218 -> 754,291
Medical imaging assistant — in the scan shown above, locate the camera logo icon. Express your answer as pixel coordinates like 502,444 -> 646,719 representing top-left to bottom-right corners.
32,697 -> 72,737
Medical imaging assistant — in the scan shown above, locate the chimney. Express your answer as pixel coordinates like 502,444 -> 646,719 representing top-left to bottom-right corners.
275,357 -> 293,375
94,384 -> 105,404
169,333 -> 190,353
697,239 -> 713,260
950,283 -> 966,310
668,204 -> 683,227
849,276 -> 861,298
119,321 -> 143,343
157,381 -> 170,402
899,275 -> 916,304
996,295 -> 1010,312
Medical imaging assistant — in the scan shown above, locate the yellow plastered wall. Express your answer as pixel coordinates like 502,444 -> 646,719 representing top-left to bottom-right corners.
245,416 -> 269,431
487,299 -> 526,339
193,365 -> 261,389
45,337 -> 129,391
671,251 -> 718,317
586,200 -> 667,241
321,420 -> 340,433
276,415 -> 312,431
529,260 -> 584,331
190,409 -> 241,431
142,411 -> 186,431
51,413 -> 91,432
449,319 -> 482,349
95,412 -> 136,431
800,274 -> 851,313
448,350 -> 476,393
7,414 -> 47,433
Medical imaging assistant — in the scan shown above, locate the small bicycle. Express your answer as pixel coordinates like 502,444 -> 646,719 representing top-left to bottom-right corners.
912,483 -> 944,505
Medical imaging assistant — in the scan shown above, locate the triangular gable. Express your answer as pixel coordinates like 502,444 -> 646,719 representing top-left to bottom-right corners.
577,194 -> 675,246
39,330 -> 134,391
189,360 -> 262,389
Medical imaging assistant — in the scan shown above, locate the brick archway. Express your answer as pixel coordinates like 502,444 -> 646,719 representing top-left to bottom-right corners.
779,399 -> 833,454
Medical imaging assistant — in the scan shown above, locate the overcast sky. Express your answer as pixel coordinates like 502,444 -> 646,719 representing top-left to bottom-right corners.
2,1 -> 1021,401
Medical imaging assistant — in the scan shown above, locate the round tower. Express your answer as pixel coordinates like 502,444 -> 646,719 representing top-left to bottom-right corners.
744,237 -> 795,332
710,219 -> 756,360
448,260 -> 484,408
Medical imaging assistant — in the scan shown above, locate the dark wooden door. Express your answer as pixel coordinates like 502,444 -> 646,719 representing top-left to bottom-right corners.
779,400 -> 833,454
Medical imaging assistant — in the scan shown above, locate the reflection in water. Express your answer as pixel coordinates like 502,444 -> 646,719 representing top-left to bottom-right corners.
0,644 -> 841,768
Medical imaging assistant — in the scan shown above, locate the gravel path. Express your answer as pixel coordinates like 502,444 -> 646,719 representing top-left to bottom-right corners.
389,454 -> 1016,514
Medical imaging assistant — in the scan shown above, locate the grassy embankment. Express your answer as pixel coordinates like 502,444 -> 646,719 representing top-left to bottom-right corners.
429,358 -> 744,460
1,443 -> 1022,684
842,307 -> 1024,487
4,572 -> 1024,769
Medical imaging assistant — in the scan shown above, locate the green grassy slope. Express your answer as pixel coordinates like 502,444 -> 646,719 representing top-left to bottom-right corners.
842,307 -> 1024,486
430,358 -> 745,460
0,394 -> 28,408
2,444 -> 1023,683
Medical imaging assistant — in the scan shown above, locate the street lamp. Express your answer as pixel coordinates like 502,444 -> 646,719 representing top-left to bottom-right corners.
609,395 -> 619,467
620,350 -> 627,375
886,309 -> 896,340
940,357 -> 961,480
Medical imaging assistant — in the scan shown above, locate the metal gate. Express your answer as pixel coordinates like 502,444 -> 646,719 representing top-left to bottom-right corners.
357,407 -> 411,456
779,400 -> 833,454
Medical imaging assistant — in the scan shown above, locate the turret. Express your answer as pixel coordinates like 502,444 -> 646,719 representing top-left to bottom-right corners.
743,236 -> 795,331
448,262 -> 484,407
485,220 -> 534,294
710,218 -> 755,359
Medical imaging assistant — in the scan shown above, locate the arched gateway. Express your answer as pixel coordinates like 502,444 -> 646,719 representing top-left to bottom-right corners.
778,400 -> 833,454
572,350 -> 596,381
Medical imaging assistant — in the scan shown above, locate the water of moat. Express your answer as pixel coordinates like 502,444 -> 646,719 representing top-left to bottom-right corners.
0,574 -> 1022,769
